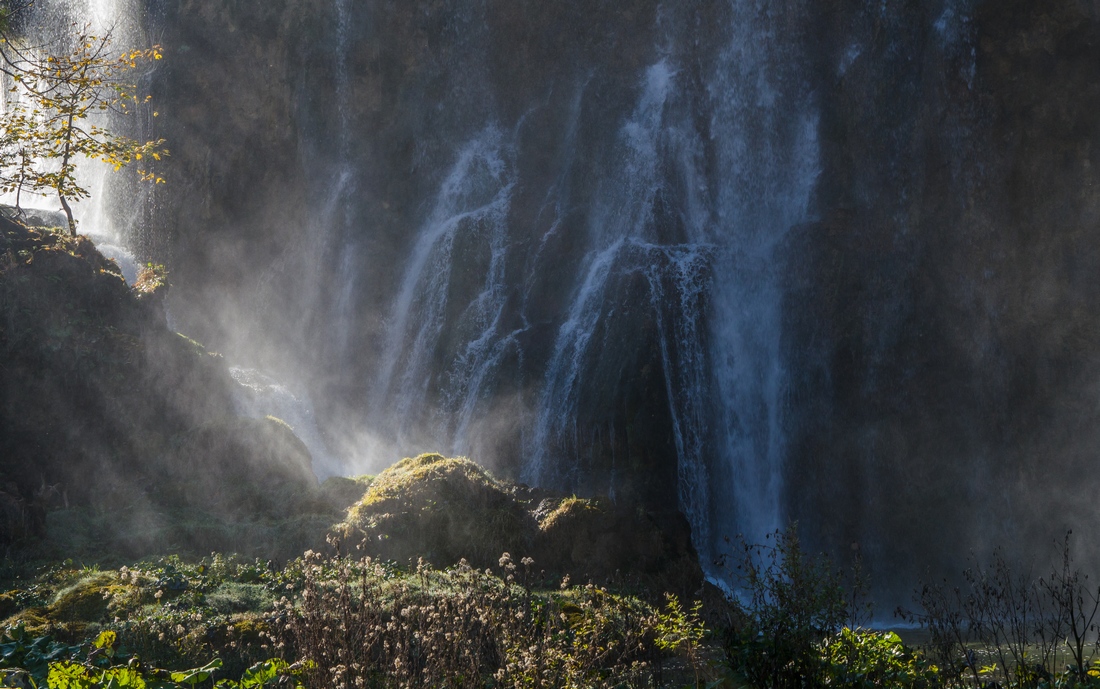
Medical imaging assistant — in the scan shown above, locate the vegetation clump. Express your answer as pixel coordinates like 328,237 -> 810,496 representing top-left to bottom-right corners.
338,453 -> 535,570
319,474 -> 374,509
278,551 -> 676,688
0,552 -> 720,688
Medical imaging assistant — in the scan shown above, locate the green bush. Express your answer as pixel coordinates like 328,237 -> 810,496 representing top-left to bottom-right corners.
819,628 -> 939,688
722,526 -> 859,689
0,625 -> 304,689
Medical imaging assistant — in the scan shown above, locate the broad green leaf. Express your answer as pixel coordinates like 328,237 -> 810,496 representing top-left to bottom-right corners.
170,658 -> 223,685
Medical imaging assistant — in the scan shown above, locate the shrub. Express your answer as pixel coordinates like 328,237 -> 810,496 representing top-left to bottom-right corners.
904,532 -> 1100,689
721,526 -> 863,689
818,628 -> 938,688
276,551 -> 664,688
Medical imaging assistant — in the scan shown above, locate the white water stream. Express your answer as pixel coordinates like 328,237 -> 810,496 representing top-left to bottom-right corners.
360,1 -> 822,570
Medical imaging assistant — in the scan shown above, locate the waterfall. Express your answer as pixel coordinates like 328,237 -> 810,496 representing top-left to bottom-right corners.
324,0 -> 359,356
351,2 -> 821,573
701,1 -> 820,560
515,1 -> 819,563
370,127 -> 516,451
524,61 -> 675,487
62,0 -> 1093,598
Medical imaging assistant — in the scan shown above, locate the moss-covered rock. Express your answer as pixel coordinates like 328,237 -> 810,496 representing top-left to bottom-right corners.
162,416 -> 319,517
205,582 -> 274,615
337,454 -> 536,569
336,453 -> 702,596
320,475 -> 374,511
0,592 -> 18,620
536,497 -> 701,596
49,573 -> 141,624
4,608 -> 51,635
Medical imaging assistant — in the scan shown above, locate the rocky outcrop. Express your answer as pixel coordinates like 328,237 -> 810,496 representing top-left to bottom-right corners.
337,453 -> 702,597
0,216 -> 329,558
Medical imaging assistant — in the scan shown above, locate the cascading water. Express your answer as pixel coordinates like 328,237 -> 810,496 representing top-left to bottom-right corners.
524,60 -> 676,487
354,2 -> 821,579
319,0 -> 359,357
102,0 -> 1100,601
700,0 -> 820,563
370,127 -> 516,449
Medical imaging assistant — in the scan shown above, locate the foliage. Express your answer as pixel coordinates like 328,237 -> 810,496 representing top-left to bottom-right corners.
720,526 -> 861,689
0,547 -> 731,688
654,594 -> 708,687
0,621 -> 81,681
0,13 -> 166,234
276,550 -> 669,689
132,264 -> 167,295
818,628 -> 938,688
0,622 -> 299,689
904,532 -> 1100,689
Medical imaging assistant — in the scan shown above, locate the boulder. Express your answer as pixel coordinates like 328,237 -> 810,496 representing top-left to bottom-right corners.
161,416 -> 319,517
336,454 -> 536,569
337,453 -> 703,597
536,497 -> 702,596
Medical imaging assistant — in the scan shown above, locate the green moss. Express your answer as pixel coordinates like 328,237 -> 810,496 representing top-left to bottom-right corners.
49,572 -> 139,623
538,496 -> 602,532
172,331 -> 213,357
321,475 -> 374,511
205,582 -> 274,615
229,615 -> 268,643
0,592 -> 18,620
5,607 -> 50,635
338,454 -> 536,569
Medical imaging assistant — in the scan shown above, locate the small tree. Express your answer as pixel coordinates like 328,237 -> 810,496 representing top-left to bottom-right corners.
0,7 -> 166,235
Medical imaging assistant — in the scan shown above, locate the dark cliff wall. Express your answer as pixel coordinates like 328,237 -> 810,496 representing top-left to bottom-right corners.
786,0 -> 1100,588
141,0 -> 1100,586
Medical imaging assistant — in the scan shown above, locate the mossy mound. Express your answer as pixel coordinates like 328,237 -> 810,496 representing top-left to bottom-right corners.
205,582 -> 273,615
335,453 -> 703,597
49,573 -> 142,625
319,475 -> 374,511
337,454 -> 536,569
536,497 -> 702,596
163,416 -> 320,517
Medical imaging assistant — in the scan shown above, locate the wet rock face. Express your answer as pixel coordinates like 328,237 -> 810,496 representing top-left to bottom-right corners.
146,0 -> 1100,590
783,0 -> 1100,593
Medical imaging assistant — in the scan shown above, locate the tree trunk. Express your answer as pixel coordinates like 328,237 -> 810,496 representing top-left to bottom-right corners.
59,111 -> 76,236
58,193 -> 75,237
